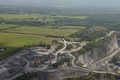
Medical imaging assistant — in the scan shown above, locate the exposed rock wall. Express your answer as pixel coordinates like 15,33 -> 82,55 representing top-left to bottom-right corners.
79,33 -> 118,68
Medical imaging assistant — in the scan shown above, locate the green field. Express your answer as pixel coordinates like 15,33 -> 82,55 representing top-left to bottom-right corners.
0,24 -> 84,58
0,14 -> 50,20
58,26 -> 86,29
0,14 -> 87,23
5,26 -> 80,36
0,13 -> 54,22
0,33 -> 50,57
55,15 -> 88,19
0,13 -> 86,58
0,24 -> 18,30
0,14 -> 88,20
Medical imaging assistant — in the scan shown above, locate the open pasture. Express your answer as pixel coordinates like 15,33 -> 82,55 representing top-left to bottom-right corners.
0,14 -> 50,20
0,33 -> 50,57
0,24 -> 18,30
55,15 -> 88,19
5,26 -> 80,36
58,26 -> 86,29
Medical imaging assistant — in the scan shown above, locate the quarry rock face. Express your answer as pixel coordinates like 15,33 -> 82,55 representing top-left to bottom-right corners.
79,33 -> 118,68
38,69 -> 63,80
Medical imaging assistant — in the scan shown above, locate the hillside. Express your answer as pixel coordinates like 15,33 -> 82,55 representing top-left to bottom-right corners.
78,32 -> 118,69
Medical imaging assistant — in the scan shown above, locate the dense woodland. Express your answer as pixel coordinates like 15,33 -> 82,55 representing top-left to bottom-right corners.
70,28 -> 109,41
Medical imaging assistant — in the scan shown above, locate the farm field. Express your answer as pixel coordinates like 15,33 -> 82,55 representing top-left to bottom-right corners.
55,15 -> 88,19
0,33 -> 50,58
0,14 -> 50,20
0,14 -> 88,20
4,26 -> 80,36
0,13 -> 54,22
0,14 -> 87,22
58,26 -> 86,29
0,24 -> 18,30
0,13 -> 87,59
0,24 -> 85,58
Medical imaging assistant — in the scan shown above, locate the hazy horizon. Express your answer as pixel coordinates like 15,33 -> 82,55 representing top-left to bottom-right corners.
0,0 -> 120,8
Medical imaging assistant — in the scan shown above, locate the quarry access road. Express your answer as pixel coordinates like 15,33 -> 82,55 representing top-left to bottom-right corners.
55,38 -> 67,56
50,31 -> 117,75
91,47 -> 120,69
67,31 -> 118,75
96,31 -> 114,41
68,49 -> 117,75
4,31 -> 117,80
89,31 -> 119,69
107,31 -> 115,37
100,47 -> 120,61
53,32 -> 117,75
51,38 -> 67,64
90,47 -> 120,72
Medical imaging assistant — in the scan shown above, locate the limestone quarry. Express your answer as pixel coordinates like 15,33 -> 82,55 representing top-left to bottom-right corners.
78,32 -> 120,73
0,31 -> 120,80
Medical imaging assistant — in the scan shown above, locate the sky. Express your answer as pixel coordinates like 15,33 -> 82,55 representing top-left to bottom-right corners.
0,0 -> 120,7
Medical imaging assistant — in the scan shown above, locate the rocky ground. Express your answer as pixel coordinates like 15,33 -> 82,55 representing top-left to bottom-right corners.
0,47 -> 55,80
